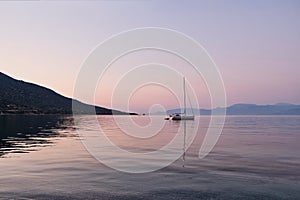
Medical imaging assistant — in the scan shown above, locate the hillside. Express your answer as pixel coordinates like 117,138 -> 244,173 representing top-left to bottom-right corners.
0,72 -> 133,115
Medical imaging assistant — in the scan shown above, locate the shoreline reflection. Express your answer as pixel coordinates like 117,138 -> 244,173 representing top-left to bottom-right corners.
0,115 -> 74,157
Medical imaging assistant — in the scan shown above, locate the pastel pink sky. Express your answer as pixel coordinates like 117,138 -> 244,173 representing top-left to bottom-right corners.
0,1 -> 299,113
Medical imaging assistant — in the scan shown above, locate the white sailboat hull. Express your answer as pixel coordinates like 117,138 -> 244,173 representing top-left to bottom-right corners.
167,77 -> 195,121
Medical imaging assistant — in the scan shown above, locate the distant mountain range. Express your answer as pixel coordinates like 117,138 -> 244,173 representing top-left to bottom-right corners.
0,72 -> 135,115
153,103 -> 300,115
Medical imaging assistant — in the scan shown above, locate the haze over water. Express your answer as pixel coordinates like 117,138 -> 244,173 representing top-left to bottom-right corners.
0,115 -> 299,199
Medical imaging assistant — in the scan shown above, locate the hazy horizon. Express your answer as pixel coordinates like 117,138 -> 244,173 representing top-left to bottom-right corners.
1,70 -> 299,115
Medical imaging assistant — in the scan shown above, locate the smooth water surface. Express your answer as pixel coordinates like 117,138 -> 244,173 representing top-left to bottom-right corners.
0,115 -> 299,199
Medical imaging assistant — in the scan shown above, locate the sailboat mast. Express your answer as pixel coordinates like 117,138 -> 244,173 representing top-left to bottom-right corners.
183,77 -> 186,116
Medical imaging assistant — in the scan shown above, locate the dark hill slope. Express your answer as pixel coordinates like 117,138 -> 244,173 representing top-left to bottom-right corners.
0,72 -> 131,115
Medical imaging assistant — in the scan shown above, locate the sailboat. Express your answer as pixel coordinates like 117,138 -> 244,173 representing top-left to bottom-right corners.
171,77 -> 195,121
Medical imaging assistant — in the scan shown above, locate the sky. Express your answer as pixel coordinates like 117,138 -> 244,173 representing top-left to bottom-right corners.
0,0 -> 299,113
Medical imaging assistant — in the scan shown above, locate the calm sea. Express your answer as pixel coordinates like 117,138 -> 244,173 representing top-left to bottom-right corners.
0,115 -> 299,199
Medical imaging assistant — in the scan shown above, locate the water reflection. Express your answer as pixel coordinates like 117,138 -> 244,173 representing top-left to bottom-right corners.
0,115 -> 74,157
0,116 -> 300,199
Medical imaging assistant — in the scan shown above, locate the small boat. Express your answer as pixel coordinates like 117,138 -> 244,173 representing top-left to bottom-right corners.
170,77 -> 195,121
